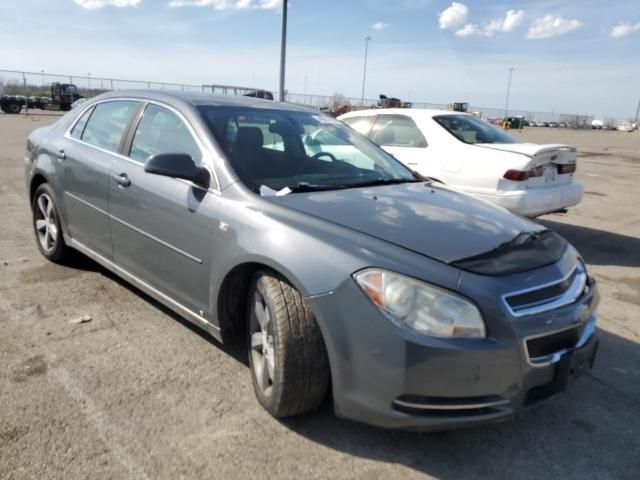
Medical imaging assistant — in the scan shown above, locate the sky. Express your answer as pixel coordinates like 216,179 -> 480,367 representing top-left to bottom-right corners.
0,0 -> 638,119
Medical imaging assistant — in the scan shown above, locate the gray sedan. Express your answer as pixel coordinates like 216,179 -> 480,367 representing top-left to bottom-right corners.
24,91 -> 599,430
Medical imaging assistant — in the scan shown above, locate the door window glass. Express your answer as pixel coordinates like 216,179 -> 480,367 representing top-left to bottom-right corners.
341,115 -> 375,136
81,101 -> 138,153
370,115 -> 427,148
129,104 -> 202,164
70,107 -> 94,139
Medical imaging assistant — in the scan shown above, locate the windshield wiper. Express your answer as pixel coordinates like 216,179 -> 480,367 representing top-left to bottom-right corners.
282,182 -> 347,193
346,177 -> 423,188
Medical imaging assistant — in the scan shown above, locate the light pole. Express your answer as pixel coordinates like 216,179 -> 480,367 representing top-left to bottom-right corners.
278,0 -> 288,102
88,73 -> 91,90
504,67 -> 514,118
41,70 -> 44,87
361,35 -> 372,106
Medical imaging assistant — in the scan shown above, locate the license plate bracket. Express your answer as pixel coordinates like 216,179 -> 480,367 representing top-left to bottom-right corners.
553,338 -> 599,393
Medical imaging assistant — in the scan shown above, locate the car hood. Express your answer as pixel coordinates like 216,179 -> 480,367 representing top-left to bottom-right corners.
273,182 -> 546,265
476,143 -> 575,158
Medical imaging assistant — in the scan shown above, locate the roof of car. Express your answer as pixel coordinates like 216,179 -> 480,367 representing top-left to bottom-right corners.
94,89 -> 314,113
339,108 -> 464,119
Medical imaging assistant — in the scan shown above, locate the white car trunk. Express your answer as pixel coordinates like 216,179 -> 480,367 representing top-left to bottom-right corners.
478,143 -> 577,187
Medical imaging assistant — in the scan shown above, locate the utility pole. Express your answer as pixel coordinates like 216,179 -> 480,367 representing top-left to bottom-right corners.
504,67 -> 514,118
278,0 -> 288,102
23,73 -> 28,113
361,35 -> 372,106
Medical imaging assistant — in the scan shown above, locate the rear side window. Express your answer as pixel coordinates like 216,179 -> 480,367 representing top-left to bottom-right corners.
129,104 -> 202,164
342,115 -> 375,136
81,101 -> 139,153
433,114 -> 520,144
70,107 -> 94,140
370,115 -> 427,148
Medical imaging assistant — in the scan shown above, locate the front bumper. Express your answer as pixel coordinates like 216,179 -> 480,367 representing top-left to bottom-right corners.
308,275 -> 599,430
473,181 -> 584,217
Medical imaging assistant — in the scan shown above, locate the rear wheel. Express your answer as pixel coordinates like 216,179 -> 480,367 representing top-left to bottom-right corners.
32,184 -> 70,263
248,272 -> 330,418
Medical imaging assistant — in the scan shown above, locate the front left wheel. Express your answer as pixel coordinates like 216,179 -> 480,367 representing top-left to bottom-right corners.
32,183 -> 70,263
248,271 -> 330,418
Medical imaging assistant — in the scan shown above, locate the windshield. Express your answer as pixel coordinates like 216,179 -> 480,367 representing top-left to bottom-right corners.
433,114 -> 520,144
198,106 -> 418,192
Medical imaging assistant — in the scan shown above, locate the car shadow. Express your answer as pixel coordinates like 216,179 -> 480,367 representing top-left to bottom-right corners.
62,251 -> 249,367
537,219 -> 640,268
279,327 -> 640,479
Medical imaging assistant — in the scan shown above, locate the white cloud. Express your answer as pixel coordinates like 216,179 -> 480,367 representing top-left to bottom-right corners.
442,5 -> 524,38
74,0 -> 140,8
455,23 -> 481,38
527,15 -> 583,39
438,2 -> 468,30
610,21 -> 640,38
372,22 -> 388,30
501,9 -> 525,32
453,9 -> 524,38
168,0 -> 281,8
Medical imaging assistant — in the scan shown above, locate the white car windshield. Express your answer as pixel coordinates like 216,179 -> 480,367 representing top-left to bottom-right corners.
199,106 -> 419,193
433,114 -> 521,145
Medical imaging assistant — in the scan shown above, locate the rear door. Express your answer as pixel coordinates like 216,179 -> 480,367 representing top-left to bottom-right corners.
367,114 -> 430,172
108,102 -> 217,317
61,100 -> 140,258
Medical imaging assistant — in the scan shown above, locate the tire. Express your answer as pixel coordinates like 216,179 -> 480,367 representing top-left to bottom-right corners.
31,184 -> 70,263
247,271 -> 330,418
7,101 -> 21,114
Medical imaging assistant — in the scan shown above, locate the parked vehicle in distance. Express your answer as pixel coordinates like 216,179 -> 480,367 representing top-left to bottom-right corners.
0,83 -> 82,113
338,109 -> 584,217
615,121 -> 637,132
25,91 -> 599,430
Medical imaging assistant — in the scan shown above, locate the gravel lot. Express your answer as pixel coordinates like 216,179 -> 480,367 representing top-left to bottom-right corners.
1,112 -> 639,480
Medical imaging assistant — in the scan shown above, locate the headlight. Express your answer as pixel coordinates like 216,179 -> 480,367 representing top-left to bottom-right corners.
354,269 -> 486,338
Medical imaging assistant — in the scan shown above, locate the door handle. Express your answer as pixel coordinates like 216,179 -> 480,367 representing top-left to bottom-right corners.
56,149 -> 66,160
113,173 -> 131,187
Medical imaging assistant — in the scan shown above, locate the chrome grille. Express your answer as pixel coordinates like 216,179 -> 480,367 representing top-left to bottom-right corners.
503,262 -> 587,317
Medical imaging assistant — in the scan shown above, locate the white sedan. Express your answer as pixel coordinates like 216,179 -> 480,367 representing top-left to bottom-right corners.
338,109 -> 583,217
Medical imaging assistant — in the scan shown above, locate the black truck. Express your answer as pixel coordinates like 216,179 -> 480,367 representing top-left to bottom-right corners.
0,82 -> 82,114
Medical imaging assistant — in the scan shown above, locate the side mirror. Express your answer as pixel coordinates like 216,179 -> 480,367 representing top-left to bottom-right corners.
144,153 -> 199,181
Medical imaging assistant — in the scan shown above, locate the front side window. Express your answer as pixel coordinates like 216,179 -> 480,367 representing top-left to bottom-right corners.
81,101 -> 139,153
433,114 -> 520,144
198,106 -> 417,192
129,104 -> 202,164
369,115 -> 427,148
70,106 -> 94,140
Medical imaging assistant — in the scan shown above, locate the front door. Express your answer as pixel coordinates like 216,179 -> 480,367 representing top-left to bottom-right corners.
108,103 -> 217,317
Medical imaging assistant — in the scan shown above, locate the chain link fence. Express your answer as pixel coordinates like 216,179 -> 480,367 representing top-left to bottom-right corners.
0,68 -> 623,127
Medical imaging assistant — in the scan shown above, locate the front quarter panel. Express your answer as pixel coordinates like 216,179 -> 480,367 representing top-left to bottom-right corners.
207,187 -> 463,319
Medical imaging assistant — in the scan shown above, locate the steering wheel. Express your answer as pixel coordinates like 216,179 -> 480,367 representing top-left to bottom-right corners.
297,151 -> 338,174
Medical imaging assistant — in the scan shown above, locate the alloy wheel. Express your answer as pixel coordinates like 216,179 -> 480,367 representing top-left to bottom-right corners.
34,193 -> 58,253
250,290 -> 276,397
